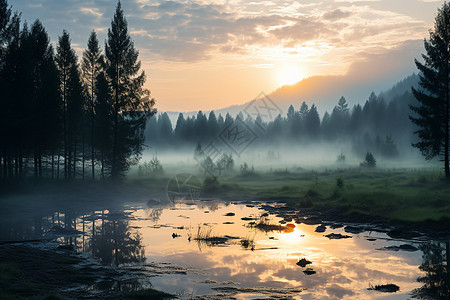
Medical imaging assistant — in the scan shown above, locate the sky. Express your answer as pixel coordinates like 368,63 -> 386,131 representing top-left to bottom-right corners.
8,0 -> 446,112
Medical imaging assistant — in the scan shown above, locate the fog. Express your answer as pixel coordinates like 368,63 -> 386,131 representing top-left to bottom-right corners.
138,140 -> 434,178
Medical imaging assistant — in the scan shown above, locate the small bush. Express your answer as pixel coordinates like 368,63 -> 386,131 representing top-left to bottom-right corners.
240,162 -> 255,176
201,156 -> 215,175
216,153 -> 234,175
360,152 -> 376,168
336,177 -> 344,188
337,152 -> 346,163
138,156 -> 164,175
203,176 -> 219,193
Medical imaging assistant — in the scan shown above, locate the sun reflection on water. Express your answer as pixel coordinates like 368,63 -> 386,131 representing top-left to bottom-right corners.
0,200 -> 428,299
125,201 -> 423,299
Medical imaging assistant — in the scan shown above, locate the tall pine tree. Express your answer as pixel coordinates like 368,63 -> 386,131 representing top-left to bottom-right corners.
82,30 -> 103,179
105,1 -> 155,179
411,2 -> 450,178
55,30 -> 84,179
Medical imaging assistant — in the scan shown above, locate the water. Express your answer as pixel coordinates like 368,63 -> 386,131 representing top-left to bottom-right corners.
0,199 -> 445,299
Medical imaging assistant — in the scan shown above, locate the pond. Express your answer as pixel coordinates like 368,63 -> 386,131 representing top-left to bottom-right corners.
0,198 -> 447,299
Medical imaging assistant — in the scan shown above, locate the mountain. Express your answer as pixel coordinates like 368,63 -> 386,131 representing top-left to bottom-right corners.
163,73 -> 419,126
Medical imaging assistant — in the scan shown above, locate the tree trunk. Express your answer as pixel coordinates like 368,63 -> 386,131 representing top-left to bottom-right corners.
111,65 -> 119,179
91,75 -> 95,180
18,150 -> 23,180
73,135 -> 77,179
0,152 -> 3,182
34,150 -> 38,180
446,93 -> 449,178
101,153 -> 104,179
51,150 -> 55,179
56,153 -> 60,180
112,96 -> 119,179
82,135 -> 85,179
446,58 -> 450,178
38,149 -> 42,179
3,154 -> 6,180
14,152 -> 18,180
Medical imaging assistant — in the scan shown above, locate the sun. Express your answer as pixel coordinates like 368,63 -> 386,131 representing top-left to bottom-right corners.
277,65 -> 304,86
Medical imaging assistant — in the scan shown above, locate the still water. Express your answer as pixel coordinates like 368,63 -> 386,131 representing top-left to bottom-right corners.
0,199 -> 446,299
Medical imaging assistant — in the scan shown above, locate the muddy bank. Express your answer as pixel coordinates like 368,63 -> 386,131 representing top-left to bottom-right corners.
258,202 -> 450,241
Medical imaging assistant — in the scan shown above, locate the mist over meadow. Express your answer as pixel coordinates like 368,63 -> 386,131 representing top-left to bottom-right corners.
141,74 -> 428,174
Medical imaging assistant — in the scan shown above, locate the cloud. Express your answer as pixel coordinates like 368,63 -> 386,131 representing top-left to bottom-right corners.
326,284 -> 355,298
80,7 -> 103,18
323,9 -> 352,20
9,0 -> 437,66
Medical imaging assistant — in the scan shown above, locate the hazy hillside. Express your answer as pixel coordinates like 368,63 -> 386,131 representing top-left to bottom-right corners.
163,73 -> 419,124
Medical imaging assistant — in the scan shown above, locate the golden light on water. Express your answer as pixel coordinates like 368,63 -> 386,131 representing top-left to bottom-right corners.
127,202 -> 423,298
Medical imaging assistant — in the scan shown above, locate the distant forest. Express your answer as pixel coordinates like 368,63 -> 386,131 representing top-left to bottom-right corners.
146,75 -> 419,159
0,1 -> 155,182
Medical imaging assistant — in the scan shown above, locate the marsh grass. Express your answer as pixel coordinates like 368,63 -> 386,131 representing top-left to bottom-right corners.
220,168 -> 450,222
193,225 -> 229,245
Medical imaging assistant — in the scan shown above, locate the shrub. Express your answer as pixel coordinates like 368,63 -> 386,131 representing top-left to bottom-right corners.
240,162 -> 255,176
336,177 -> 344,188
216,153 -> 234,175
201,156 -> 215,175
360,152 -> 376,168
138,156 -> 164,175
337,152 -> 346,163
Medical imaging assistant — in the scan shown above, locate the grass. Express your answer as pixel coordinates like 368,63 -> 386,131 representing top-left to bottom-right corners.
1,166 -> 449,225
215,167 -> 450,223
192,225 -> 229,245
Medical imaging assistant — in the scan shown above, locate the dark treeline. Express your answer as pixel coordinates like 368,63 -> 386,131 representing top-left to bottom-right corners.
0,1 -> 155,182
146,75 -> 418,159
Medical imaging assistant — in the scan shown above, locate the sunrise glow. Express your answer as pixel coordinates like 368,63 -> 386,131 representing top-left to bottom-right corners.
276,65 -> 305,86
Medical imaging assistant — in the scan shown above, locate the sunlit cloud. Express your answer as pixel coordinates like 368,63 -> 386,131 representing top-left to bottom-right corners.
80,7 -> 103,18
8,0 -> 445,110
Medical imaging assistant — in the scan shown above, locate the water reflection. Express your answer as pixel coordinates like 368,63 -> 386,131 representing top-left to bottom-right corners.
413,241 -> 450,299
0,200 -> 436,299
87,214 -> 145,266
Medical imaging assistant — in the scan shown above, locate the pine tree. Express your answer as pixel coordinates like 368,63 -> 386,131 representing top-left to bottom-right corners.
105,1 -> 156,178
174,113 -> 185,142
55,30 -> 84,179
305,104 -> 320,138
411,2 -> 450,178
82,30 -> 103,179
0,7 -> 20,180
95,71 -> 114,178
20,21 -> 60,179
0,0 -> 12,65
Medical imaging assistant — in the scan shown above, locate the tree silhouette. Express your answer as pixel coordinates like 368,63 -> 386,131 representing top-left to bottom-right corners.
411,3 -> 450,178
82,30 -> 104,180
94,71 -> 114,178
0,9 -> 21,180
413,242 -> 450,299
56,30 -> 84,179
105,1 -> 156,179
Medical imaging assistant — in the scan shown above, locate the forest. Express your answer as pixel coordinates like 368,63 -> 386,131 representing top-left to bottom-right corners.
146,74 -> 419,160
0,0 -> 155,182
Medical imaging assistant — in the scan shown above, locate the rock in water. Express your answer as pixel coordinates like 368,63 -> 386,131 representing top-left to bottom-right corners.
303,268 -> 316,275
296,258 -> 312,268
315,225 -> 326,233
324,233 -> 352,240
368,284 -> 400,293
